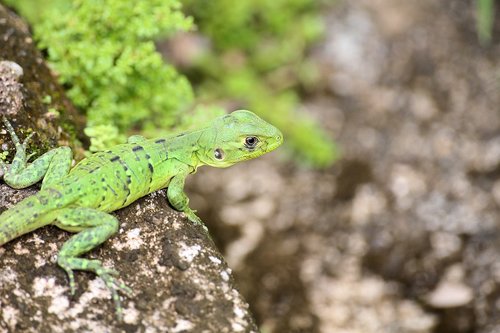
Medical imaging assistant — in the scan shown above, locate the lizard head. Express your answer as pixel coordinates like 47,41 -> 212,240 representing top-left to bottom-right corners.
197,110 -> 283,168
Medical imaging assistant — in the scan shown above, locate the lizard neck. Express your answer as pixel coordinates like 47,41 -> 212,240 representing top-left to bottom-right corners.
163,129 -> 207,170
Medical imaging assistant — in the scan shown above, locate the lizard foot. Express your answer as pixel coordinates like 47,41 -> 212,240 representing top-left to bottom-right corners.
95,265 -> 133,320
59,257 -> 132,320
2,116 -> 21,146
2,116 -> 35,156
184,208 -> 210,234
184,208 -> 202,225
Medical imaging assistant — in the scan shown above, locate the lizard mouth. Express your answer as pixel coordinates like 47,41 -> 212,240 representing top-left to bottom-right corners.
265,132 -> 284,152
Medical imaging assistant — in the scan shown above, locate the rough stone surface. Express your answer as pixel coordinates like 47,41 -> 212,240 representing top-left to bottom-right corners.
0,60 -> 24,116
0,189 -> 258,332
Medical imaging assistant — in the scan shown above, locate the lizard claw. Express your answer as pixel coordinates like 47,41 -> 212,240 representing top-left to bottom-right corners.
2,117 -> 36,150
64,268 -> 77,295
2,117 -> 21,145
184,208 -> 202,226
94,265 -> 133,319
98,267 -> 120,277
22,132 -> 35,147
116,282 -> 133,298
184,208 -> 211,235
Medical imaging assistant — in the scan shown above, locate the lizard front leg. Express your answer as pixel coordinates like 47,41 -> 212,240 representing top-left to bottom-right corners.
54,207 -> 132,320
1,117 -> 72,189
167,171 -> 203,226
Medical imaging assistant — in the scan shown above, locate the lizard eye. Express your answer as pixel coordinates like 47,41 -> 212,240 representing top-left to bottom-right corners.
244,136 -> 259,149
214,148 -> 225,160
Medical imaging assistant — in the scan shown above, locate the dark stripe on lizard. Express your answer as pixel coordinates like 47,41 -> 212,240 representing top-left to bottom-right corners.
147,162 -> 154,193
112,156 -> 133,206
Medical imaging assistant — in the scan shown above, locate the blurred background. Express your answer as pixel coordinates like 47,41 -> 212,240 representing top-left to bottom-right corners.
4,0 -> 500,332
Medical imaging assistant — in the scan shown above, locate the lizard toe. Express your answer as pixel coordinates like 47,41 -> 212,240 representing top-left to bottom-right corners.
22,132 -> 35,147
96,271 -> 132,320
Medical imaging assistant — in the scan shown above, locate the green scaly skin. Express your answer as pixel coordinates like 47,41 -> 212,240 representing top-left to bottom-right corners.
0,110 -> 283,319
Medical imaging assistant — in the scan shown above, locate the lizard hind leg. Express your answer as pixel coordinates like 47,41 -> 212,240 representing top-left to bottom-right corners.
54,207 -> 132,319
1,117 -> 72,189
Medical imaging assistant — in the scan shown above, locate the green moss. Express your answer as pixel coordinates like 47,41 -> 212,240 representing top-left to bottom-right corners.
41,95 -> 52,104
3,0 -> 68,23
84,124 -> 125,153
8,0 -> 194,151
477,0 -> 494,45
0,151 -> 8,161
46,108 -> 60,118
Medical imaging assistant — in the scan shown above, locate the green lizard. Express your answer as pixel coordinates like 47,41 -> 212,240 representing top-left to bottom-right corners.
0,110 -> 283,319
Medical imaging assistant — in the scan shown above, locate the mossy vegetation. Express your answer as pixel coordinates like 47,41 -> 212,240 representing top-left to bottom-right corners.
5,0 -> 193,151
477,0 -> 494,45
4,0 -> 337,166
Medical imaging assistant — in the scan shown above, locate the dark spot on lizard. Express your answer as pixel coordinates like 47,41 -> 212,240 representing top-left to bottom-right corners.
122,178 -> 132,205
110,156 -> 120,162
101,178 -> 105,182
118,159 -> 130,172
148,163 -> 154,173
107,185 -> 117,196
26,201 -> 34,208
38,195 -> 48,205
132,146 -> 144,152
155,139 -> 166,144
145,154 -> 151,159
48,189 -> 63,198
176,133 -> 185,137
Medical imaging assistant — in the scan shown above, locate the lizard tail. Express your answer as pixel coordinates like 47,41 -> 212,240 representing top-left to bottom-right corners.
0,191 -> 60,246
